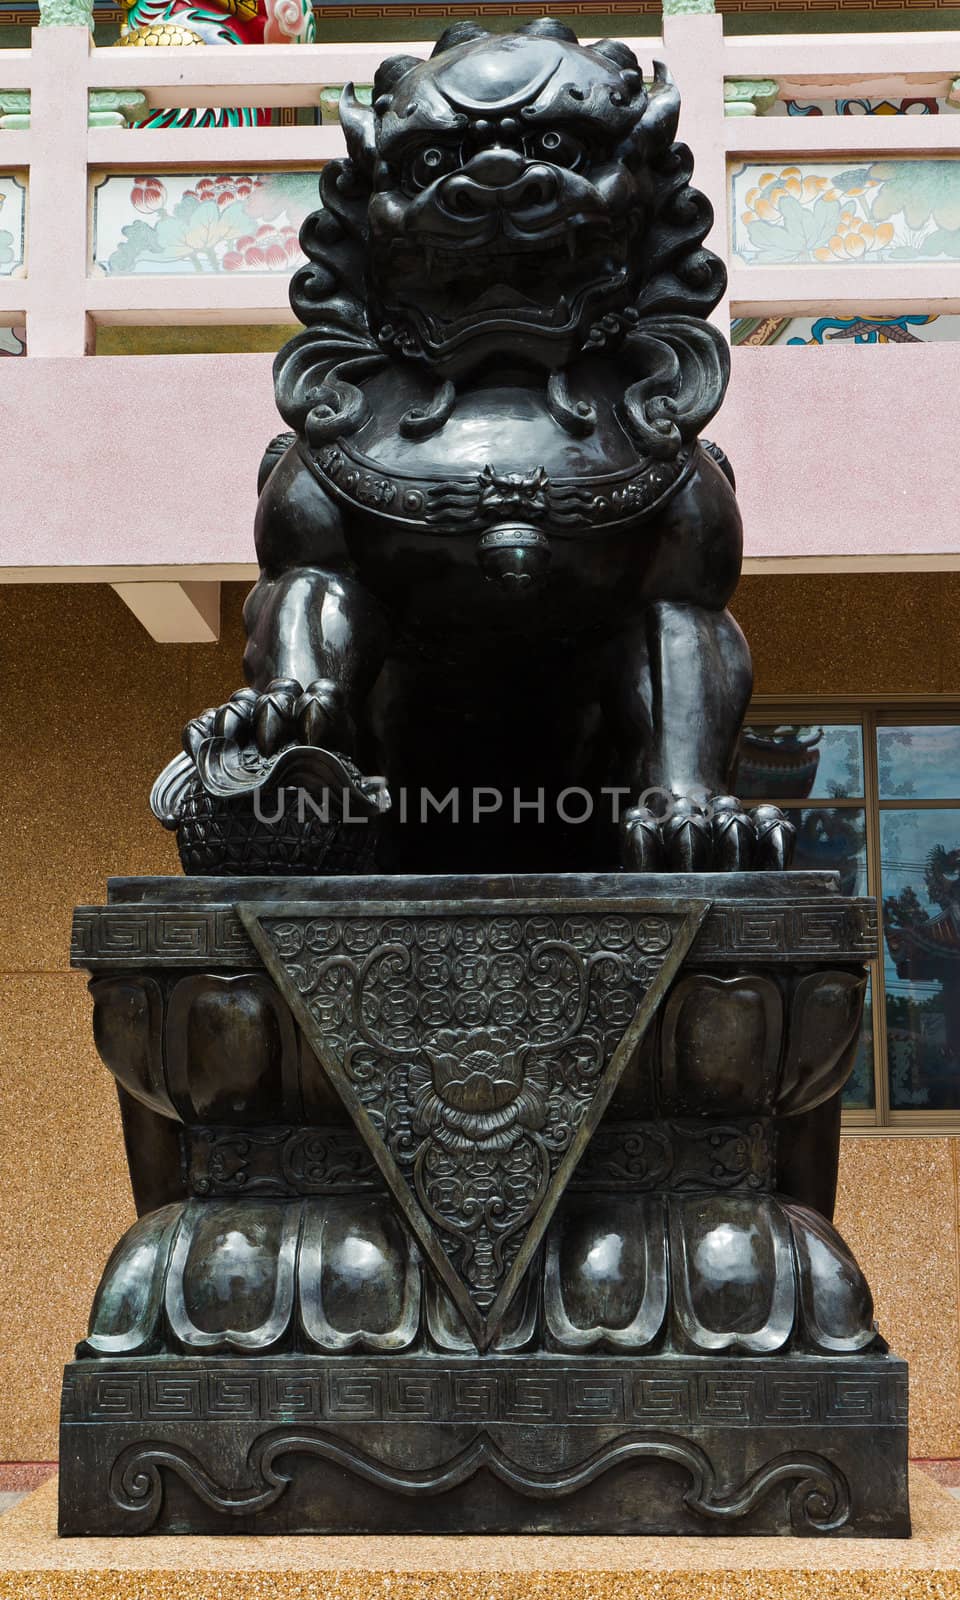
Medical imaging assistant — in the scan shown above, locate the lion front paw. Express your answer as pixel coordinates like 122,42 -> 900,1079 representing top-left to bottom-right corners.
621,795 -> 795,873
183,677 -> 355,765
150,676 -> 389,846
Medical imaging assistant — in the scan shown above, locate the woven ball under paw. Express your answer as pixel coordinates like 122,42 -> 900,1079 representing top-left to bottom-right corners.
176,778 -> 382,876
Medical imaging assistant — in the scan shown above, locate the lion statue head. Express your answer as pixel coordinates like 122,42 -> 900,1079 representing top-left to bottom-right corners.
275,19 -> 728,459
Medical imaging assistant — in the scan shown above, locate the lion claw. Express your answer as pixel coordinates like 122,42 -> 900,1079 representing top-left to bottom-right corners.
620,795 -> 795,873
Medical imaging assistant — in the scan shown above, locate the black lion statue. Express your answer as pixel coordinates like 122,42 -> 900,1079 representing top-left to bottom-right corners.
152,19 -> 793,876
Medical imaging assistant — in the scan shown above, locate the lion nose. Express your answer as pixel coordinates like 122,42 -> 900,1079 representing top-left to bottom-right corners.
443,152 -> 560,221
464,147 -> 526,187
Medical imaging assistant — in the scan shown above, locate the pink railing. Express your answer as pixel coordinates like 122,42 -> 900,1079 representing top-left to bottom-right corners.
1,18 -> 958,630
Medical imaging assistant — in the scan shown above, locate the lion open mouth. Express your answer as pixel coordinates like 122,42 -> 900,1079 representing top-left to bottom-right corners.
376,227 -> 632,346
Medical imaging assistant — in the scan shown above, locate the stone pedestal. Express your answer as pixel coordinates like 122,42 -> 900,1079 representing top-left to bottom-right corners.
60,1351 -> 908,1537
59,872 -> 909,1538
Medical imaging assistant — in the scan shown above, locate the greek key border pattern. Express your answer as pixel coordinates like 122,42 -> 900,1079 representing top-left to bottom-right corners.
71,898 -> 877,970
63,1364 -> 906,1428
19,0 -> 960,25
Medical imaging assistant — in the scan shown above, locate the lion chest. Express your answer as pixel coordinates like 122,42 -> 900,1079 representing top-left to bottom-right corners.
306,380 -> 692,545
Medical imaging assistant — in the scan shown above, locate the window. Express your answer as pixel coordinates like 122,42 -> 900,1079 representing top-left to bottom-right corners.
736,709 -> 960,1127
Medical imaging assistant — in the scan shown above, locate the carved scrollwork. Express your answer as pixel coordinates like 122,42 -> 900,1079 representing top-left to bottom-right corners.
186,1125 -> 382,1197
621,316 -> 730,460
109,1429 -> 851,1534
568,1118 -> 775,1193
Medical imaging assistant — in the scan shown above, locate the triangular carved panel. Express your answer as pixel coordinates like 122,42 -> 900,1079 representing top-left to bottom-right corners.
241,898 -> 708,1349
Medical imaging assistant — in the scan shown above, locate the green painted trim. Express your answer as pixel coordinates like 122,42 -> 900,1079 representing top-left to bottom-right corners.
88,88 -> 147,126
0,90 -> 29,129
94,323 -> 298,355
662,0 -> 714,13
38,0 -> 93,25
723,6 -> 960,32
724,77 -> 779,115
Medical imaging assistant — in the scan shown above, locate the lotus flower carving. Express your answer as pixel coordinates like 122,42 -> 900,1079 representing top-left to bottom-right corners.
410,1028 -> 549,1153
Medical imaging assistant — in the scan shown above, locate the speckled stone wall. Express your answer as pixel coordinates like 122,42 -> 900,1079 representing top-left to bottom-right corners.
736,569 -> 960,699
2,573 -> 960,1461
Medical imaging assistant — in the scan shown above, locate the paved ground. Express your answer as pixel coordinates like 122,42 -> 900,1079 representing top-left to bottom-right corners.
0,1465 -> 56,1518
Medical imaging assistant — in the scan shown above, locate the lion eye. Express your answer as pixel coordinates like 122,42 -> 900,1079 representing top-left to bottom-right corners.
527,130 -> 585,170
407,144 -> 460,190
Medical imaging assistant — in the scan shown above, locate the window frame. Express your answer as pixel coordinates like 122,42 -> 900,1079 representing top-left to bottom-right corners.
746,695 -> 960,1134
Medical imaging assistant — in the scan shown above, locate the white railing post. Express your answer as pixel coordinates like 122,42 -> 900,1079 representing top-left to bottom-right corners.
27,26 -> 93,356
662,10 -> 731,330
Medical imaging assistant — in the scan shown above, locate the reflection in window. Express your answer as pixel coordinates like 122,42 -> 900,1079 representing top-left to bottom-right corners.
734,722 -> 872,1111
878,725 -> 960,800
844,974 -> 876,1110
736,724 -> 864,801
881,808 -> 960,1110
734,716 -> 960,1116
784,806 -> 867,898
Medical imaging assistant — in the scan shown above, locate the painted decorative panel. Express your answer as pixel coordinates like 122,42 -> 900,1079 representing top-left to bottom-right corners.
729,159 -> 960,265
0,324 -> 25,356
732,312 -> 960,345
90,171 -> 322,276
766,95 -> 960,117
0,175 -> 26,278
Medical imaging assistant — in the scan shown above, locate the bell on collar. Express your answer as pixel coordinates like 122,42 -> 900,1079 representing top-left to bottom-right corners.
475,523 -> 551,593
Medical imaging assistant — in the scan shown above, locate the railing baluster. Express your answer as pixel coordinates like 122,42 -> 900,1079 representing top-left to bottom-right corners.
28,26 -> 92,355
664,12 -> 731,329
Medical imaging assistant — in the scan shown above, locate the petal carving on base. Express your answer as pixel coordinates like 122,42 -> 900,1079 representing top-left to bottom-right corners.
82,1203 -> 181,1357
778,971 -> 868,1118
425,1260 -> 537,1352
786,1201 -> 881,1355
77,1193 -> 883,1358
544,1196 -> 668,1351
298,1196 -> 420,1352
670,1195 -> 796,1354
164,1200 -> 299,1352
84,1198 -> 425,1355
90,976 -> 173,1118
660,974 -> 783,1116
165,975 -> 300,1124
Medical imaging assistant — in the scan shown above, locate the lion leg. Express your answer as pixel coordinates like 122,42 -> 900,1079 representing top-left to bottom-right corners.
616,596 -> 752,799
612,600 -> 756,870
613,601 -> 794,871
629,598 -> 752,799
239,565 -> 389,759
604,452 -> 793,872
184,447 -> 390,768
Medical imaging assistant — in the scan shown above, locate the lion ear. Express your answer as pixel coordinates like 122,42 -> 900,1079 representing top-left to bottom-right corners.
373,53 -> 422,105
641,61 -> 681,152
339,84 -> 377,177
